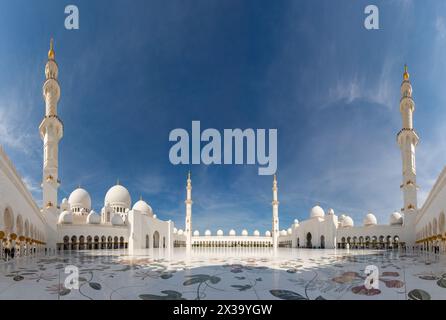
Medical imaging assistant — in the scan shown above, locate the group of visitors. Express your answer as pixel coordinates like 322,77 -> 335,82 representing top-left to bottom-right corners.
2,240 -> 37,261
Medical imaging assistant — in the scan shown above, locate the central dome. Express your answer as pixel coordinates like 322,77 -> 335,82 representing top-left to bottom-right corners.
310,205 -> 325,219
105,184 -> 131,208
68,188 -> 91,210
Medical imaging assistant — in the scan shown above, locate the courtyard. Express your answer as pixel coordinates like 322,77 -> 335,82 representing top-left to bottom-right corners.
0,248 -> 443,300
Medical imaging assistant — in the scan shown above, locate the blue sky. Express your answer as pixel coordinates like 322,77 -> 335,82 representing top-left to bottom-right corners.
1,0 -> 446,233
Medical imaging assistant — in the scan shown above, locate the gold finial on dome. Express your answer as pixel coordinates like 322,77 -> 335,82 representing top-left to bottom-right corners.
187,170 -> 191,180
403,64 -> 409,80
48,38 -> 55,60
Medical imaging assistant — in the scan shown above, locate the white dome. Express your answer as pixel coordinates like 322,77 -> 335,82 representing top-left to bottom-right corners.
280,229 -> 287,236
390,212 -> 403,225
241,229 -> 248,236
229,229 -> 236,236
342,216 -> 354,228
339,214 -> 346,221
217,229 -> 224,236
327,208 -> 335,215
104,184 -> 131,209
132,200 -> 153,216
61,198 -> 69,211
293,219 -> 299,225
58,210 -> 73,224
153,214 -> 157,219
287,228 -> 292,235
178,229 -> 184,235
265,230 -> 271,237
86,211 -> 101,224
173,228 -> 178,234
193,230 -> 200,236
363,213 -> 377,226
205,230 -> 211,236
310,205 -> 325,219
68,188 -> 91,210
111,214 -> 124,226
253,230 -> 260,236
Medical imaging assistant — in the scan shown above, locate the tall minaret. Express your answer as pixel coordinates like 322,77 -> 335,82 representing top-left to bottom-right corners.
397,65 -> 419,214
185,171 -> 193,247
272,174 -> 279,248
39,39 -> 63,213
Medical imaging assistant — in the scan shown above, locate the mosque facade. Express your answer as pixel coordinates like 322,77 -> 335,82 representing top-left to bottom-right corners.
0,41 -> 444,257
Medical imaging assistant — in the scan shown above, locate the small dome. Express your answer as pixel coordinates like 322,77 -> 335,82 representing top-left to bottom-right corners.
342,216 -> 354,228
293,219 -> 299,225
310,205 -> 325,219
153,214 -> 157,219
390,212 -> 403,225
280,229 -> 287,236
241,229 -> 248,236
132,200 -> 153,216
363,213 -> 377,226
58,210 -> 73,224
111,214 -> 124,226
327,208 -> 335,215
173,228 -> 178,234
265,230 -> 271,237
205,230 -> 211,236
178,229 -> 184,235
61,198 -> 69,211
104,184 -> 131,209
68,188 -> 91,211
86,211 -> 101,224
193,230 -> 200,236
287,228 -> 292,235
253,230 -> 260,236
229,229 -> 236,236
217,229 -> 224,236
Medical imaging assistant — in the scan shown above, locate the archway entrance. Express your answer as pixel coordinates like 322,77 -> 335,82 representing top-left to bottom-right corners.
153,231 -> 160,248
146,234 -> 150,248
306,232 -> 312,248
320,235 -> 325,249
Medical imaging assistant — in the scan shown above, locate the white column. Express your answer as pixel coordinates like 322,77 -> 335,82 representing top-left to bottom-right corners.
272,174 -> 279,249
185,171 -> 193,248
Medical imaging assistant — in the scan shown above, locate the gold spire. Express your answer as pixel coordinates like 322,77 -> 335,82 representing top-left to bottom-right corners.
116,178 -> 120,185
48,38 -> 55,60
403,64 -> 409,80
187,170 -> 191,180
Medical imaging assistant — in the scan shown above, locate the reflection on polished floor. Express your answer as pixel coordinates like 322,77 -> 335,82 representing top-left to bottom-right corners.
0,248 -> 444,300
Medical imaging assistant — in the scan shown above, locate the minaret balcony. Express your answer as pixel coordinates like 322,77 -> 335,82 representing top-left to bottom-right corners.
399,96 -> 414,104
39,115 -> 64,139
397,128 -> 419,144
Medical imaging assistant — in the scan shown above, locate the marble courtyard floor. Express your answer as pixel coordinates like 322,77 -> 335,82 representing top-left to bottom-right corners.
0,248 -> 444,300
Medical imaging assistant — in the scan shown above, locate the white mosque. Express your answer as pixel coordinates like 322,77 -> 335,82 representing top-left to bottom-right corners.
0,40 -> 444,257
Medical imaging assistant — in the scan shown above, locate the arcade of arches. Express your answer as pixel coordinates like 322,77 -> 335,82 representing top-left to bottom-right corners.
337,235 -> 403,249
59,235 -> 128,250
0,207 -> 46,258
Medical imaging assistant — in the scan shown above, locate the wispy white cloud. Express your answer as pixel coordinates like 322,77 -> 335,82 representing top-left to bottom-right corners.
435,16 -> 446,39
